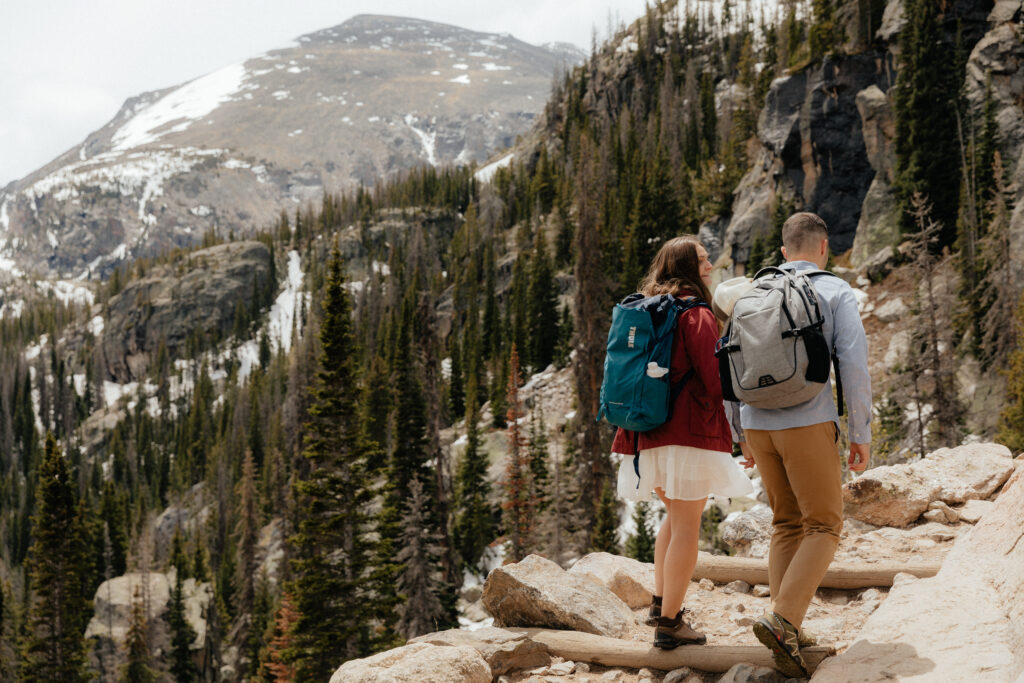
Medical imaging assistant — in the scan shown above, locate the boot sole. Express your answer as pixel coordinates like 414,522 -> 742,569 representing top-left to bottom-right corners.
753,620 -> 808,679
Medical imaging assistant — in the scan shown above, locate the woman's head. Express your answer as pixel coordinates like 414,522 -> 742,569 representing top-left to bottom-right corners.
638,235 -> 713,303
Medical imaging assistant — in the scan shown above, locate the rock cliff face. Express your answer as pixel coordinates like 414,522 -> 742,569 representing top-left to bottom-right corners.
0,14 -> 582,280
725,52 -> 893,265
724,0 -> 1010,270
99,240 -> 271,383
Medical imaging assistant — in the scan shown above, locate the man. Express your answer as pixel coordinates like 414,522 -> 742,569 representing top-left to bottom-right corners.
733,212 -> 871,677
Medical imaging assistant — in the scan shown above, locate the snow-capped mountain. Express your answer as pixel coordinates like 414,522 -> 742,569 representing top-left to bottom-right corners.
0,15 -> 584,281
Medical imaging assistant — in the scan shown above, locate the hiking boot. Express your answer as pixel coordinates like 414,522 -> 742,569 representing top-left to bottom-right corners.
644,595 -> 662,626
653,609 -> 706,649
752,611 -> 808,679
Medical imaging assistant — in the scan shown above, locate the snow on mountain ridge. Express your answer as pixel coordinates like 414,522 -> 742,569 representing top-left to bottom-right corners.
111,63 -> 246,151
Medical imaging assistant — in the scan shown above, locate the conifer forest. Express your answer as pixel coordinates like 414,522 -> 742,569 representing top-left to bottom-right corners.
2,0 -> 1024,680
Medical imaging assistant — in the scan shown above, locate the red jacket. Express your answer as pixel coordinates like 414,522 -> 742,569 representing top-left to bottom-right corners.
611,296 -> 732,454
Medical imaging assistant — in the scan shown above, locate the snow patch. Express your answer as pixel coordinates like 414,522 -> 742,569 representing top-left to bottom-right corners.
475,152 -> 514,183
112,63 -> 245,150
404,115 -> 438,167
482,63 -> 511,71
37,280 -> 95,307
449,74 -> 471,85
452,63 -> 469,70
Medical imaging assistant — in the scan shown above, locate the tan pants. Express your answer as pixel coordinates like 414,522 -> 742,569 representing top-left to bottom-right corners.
746,422 -> 843,627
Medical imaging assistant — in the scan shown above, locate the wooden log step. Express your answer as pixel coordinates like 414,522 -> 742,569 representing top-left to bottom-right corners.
510,628 -> 834,674
693,551 -> 940,589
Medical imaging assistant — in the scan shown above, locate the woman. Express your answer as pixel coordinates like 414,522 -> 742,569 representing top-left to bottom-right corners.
612,235 -> 753,649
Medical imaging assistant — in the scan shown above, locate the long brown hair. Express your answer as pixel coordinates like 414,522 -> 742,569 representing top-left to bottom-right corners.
638,235 -> 712,304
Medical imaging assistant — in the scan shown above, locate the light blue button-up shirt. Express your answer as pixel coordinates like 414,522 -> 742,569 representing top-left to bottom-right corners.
729,260 -> 872,444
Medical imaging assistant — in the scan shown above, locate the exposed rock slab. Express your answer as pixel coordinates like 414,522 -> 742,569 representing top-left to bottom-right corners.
329,642 -> 491,683
843,442 -> 1014,527
482,554 -> 635,637
567,552 -> 655,609
813,467 -> 1024,681
410,626 -> 550,676
956,498 -> 995,524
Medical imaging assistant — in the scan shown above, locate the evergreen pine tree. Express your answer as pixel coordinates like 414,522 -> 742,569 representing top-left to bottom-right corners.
893,0 -> 962,244
501,345 -> 535,561
169,526 -> 191,580
375,288 -> 441,644
122,586 -> 156,683
395,477 -> 447,639
234,449 -> 259,673
287,241 -> 376,676
167,572 -> 198,683
451,365 -> 495,572
527,230 -> 560,372
625,501 -> 656,563
20,433 -> 91,682
527,406 -> 551,514
590,480 -> 621,554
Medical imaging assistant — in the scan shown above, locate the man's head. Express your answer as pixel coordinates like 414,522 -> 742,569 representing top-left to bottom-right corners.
780,212 -> 829,268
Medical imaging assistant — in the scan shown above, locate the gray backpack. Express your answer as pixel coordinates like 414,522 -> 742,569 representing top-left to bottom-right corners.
715,267 -> 843,413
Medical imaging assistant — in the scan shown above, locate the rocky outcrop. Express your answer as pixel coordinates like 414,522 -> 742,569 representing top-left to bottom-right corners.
813,465 -> 1024,681
481,554 -> 636,637
86,571 -> 213,681
850,85 -> 901,268
329,642 -> 491,683
725,52 -> 891,265
99,240 -> 271,383
567,551 -> 656,609
843,442 -> 1015,527
720,504 -> 773,558
409,626 -> 550,676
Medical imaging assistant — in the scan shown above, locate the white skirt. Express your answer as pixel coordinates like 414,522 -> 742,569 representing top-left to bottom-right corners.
615,445 -> 755,502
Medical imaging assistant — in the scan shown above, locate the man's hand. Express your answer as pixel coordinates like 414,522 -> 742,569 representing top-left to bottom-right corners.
739,441 -> 756,469
849,443 -> 870,472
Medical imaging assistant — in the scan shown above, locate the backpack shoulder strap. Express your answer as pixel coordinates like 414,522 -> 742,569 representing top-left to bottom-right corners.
802,269 -> 839,279
752,266 -> 788,280
798,270 -> 847,416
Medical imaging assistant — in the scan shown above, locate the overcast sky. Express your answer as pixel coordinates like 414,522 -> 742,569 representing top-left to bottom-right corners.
0,0 -> 650,187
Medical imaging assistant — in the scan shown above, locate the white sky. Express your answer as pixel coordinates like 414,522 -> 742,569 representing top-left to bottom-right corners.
0,0 -> 650,187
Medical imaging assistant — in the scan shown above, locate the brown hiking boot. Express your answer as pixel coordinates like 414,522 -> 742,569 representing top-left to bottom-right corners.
644,595 -> 662,626
653,608 -> 706,648
752,611 -> 809,678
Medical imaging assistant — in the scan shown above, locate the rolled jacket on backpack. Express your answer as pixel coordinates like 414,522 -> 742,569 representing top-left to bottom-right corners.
611,295 -> 732,455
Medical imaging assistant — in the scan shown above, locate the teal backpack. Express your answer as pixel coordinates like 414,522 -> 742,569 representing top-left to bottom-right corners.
599,293 -> 709,468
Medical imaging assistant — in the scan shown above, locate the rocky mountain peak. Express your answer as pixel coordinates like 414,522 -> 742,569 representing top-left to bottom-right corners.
0,15 -> 583,282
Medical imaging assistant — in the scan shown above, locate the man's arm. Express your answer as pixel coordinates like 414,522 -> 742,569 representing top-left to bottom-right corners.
832,285 -> 872,465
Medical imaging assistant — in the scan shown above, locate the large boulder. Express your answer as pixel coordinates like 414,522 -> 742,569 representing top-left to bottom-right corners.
481,554 -> 636,637
86,571 -> 213,681
567,552 -> 655,609
410,627 -> 550,676
329,642 -> 491,683
813,466 -> 1024,680
720,504 -> 773,558
843,442 -> 1014,527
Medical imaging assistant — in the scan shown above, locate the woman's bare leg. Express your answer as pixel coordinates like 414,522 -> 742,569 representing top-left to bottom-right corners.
654,488 -> 671,596
661,497 -> 707,619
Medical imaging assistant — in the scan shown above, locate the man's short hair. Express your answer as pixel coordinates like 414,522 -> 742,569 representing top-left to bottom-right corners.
781,212 -> 828,254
